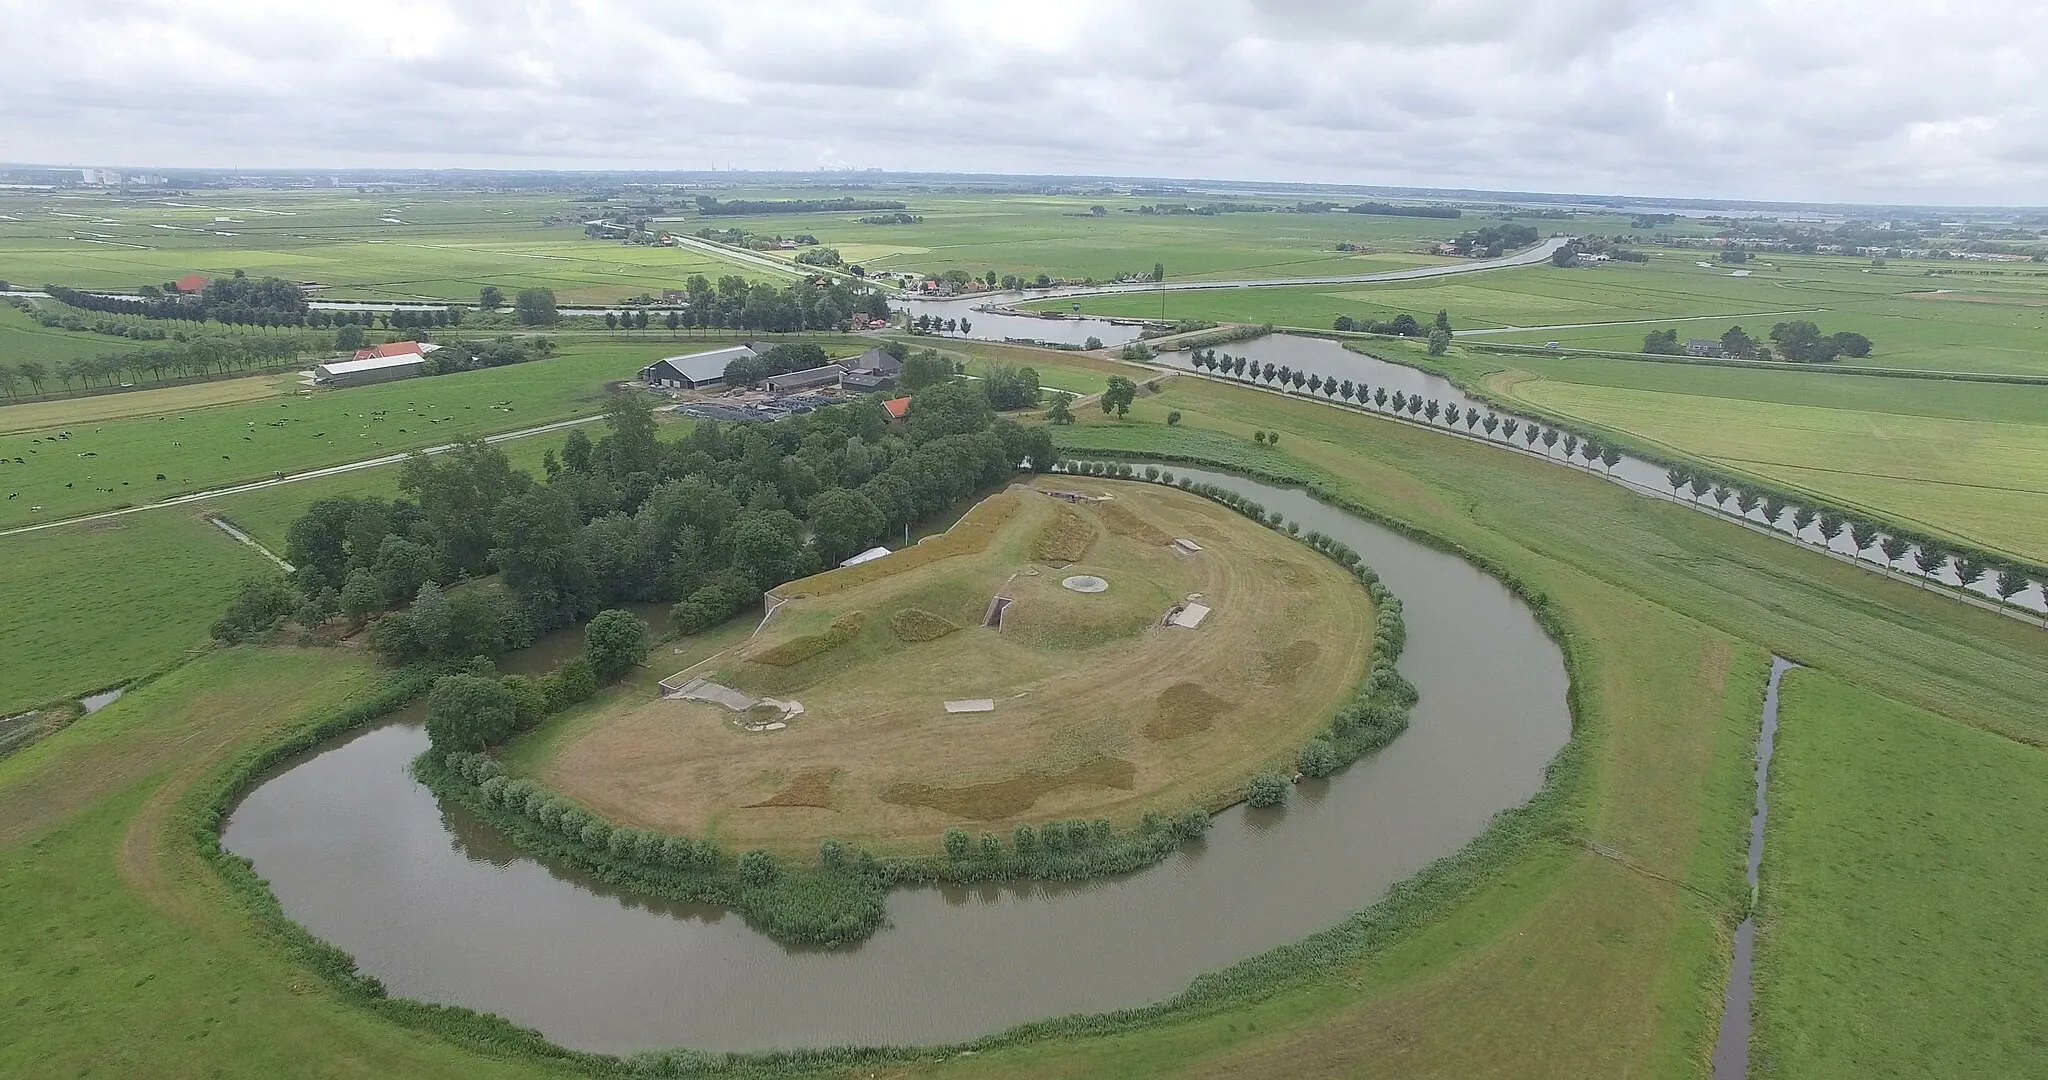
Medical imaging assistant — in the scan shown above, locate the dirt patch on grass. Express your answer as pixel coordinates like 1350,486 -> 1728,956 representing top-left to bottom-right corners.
882,756 -> 1138,820
1145,682 -> 1233,740
1098,500 -> 1172,545
750,611 -> 864,666
889,608 -> 961,642
1259,640 -> 1322,688
1032,505 -> 1096,564
745,768 -> 837,809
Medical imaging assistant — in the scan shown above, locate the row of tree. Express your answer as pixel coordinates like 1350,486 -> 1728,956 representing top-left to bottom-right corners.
0,334 -> 319,397
1642,321 -> 1872,361
1174,346 -> 2045,608
46,273 -> 309,326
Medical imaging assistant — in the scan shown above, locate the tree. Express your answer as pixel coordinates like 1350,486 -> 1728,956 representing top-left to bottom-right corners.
1850,520 -> 1880,559
1245,773 -> 1288,808
423,673 -> 520,752
1819,512 -> 1846,546
479,285 -> 504,310
1434,309 -> 1452,333
1762,495 -> 1788,524
1954,556 -> 1989,588
604,311 -> 619,330
1045,391 -> 1076,425
1166,410 -> 1182,426
1100,376 -> 1138,419
1994,566 -> 2029,603
584,609 -> 649,683
18,361 -> 46,395
1502,418 -> 1520,441
807,489 -> 884,567
1769,320 -> 1838,363
1427,327 -> 1451,355
1879,533 -> 1909,569
1600,446 -> 1622,472
1719,325 -> 1756,359
1830,331 -> 1872,358
943,827 -> 972,860
1642,328 -> 1683,355
1297,738 -> 1339,778
1912,539 -> 1949,578
1667,467 -> 1690,495
334,324 -> 367,351
1550,243 -> 1577,267
1541,428 -> 1559,453
1152,262 -> 1165,282
738,849 -> 781,886
513,288 -> 559,326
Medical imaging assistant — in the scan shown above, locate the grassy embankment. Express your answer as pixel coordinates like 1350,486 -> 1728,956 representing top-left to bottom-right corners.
2,368 -> 2044,1077
512,478 -> 1371,858
1045,252 -> 2048,376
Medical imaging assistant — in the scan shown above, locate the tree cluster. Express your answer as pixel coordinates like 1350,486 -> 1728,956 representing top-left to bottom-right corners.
1347,202 -> 1461,219
219,379 -> 1056,661
44,273 -> 308,327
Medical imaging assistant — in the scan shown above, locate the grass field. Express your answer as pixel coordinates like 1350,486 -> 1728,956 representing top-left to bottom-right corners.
517,478 -> 1372,856
1403,347 -> 2048,564
0,340 -> 691,529
0,368 -> 300,434
1753,667 -> 2048,1078
1046,251 -> 2048,376
0,189 -> 773,305
3,359 -> 2046,1077
0,510 -> 275,715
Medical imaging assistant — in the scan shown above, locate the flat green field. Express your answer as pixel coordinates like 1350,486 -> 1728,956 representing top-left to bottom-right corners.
4,360 -> 2045,1078
1412,348 -> 2048,564
0,510 -> 273,714
0,341 -> 682,529
0,189 -> 771,305
0,369 -> 299,434
1755,667 -> 2048,1078
1049,252 -> 2048,376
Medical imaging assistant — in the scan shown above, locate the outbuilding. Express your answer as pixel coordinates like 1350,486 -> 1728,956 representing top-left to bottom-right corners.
762,363 -> 847,393
313,352 -> 428,388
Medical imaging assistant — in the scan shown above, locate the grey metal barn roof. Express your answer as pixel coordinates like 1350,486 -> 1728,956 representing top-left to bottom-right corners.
644,344 -> 759,384
766,363 -> 846,385
315,353 -> 428,378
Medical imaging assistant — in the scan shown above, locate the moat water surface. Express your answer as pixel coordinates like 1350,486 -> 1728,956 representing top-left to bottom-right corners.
222,470 -> 1572,1053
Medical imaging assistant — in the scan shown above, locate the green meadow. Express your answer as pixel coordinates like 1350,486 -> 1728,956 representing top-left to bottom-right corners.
0,340 -> 682,529
1409,346 -> 2048,564
1755,667 -> 2048,1079
0,189 -> 769,305
1048,251 -> 2048,376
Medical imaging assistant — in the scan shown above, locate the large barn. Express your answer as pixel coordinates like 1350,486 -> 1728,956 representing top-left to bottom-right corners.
639,344 -> 761,391
312,341 -> 438,388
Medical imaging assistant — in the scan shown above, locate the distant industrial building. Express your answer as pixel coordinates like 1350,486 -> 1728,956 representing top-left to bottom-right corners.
639,344 -> 762,390
314,341 -> 438,388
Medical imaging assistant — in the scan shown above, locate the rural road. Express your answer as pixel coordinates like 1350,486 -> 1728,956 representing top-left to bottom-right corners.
0,414 -> 604,539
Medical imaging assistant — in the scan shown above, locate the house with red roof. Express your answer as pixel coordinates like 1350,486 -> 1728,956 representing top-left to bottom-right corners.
881,396 -> 911,421
352,340 -> 427,362
170,273 -> 209,294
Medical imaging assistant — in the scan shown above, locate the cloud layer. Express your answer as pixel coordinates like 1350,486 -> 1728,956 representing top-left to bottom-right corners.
5,0 -> 2043,203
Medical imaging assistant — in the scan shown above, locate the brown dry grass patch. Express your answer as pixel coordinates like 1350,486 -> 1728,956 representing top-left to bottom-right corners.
745,768 -> 837,809
882,757 -> 1137,820
1259,640 -> 1322,688
1031,505 -> 1096,564
1098,500 -> 1173,545
1146,682 -> 1233,740
889,608 -> 961,642
779,490 -> 1020,598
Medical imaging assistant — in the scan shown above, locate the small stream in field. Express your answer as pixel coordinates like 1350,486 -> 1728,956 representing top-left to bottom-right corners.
1712,656 -> 1795,1080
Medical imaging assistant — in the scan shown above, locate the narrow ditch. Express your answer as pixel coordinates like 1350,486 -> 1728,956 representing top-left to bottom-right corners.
1712,655 -> 1796,1079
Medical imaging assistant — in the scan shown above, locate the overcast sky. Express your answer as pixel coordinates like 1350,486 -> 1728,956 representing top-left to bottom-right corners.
4,0 -> 2043,205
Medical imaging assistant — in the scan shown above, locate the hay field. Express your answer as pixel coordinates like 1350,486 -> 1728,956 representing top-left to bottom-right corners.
530,477 -> 1374,855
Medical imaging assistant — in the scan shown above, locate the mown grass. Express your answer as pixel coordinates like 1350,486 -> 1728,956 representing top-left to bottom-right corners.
1,362 -> 2044,1078
0,188 -> 771,304
1753,668 -> 2048,1079
0,341 -> 677,529
0,510 -> 273,715
0,368 -> 298,434
1052,251 -> 2048,376
1400,344 -> 2048,564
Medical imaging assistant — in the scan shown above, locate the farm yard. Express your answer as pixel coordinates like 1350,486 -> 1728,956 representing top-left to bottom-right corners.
513,477 -> 1373,856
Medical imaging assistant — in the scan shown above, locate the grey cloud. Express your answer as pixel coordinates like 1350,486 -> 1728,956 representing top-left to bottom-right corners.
3,0 -> 2046,203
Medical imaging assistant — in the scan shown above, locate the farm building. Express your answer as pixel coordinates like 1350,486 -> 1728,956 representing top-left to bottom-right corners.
1686,339 -> 1722,357
840,346 -> 901,392
880,396 -> 912,421
639,344 -> 761,391
762,364 -> 847,393
351,340 -> 436,363
170,273 -> 209,294
313,351 -> 429,388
